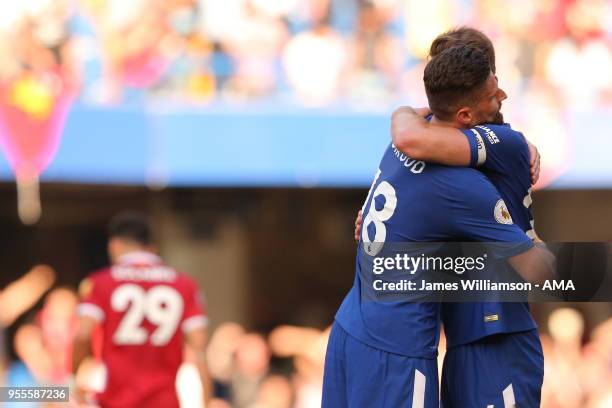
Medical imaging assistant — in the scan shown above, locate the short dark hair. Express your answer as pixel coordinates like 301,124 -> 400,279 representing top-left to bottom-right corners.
424,45 -> 492,121
108,211 -> 152,246
429,27 -> 496,73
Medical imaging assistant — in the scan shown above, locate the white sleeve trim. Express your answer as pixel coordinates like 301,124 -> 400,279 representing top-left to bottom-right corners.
470,129 -> 487,166
77,303 -> 105,322
182,315 -> 209,333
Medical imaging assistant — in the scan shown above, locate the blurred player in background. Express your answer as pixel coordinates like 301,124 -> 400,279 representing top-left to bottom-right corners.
72,212 -> 211,407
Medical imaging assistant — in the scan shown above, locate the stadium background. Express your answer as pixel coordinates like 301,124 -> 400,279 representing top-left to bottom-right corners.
0,0 -> 610,407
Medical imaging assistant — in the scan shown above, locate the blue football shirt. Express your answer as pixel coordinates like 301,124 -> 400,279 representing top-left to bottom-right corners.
441,123 -> 539,348
335,143 -> 533,357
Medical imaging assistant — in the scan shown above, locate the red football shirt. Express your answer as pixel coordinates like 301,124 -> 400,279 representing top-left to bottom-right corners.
77,252 -> 207,408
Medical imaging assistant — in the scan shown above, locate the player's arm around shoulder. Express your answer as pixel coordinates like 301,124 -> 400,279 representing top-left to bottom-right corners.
507,242 -> 556,284
391,106 -> 472,165
448,173 -> 555,284
468,123 -> 541,184
390,108 -> 541,183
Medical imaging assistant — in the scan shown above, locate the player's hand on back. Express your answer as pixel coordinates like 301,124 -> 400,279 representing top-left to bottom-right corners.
508,243 -> 556,284
391,106 -> 431,119
391,107 -> 429,140
413,107 -> 432,117
527,141 -> 541,185
531,230 -> 544,243
354,210 -> 362,242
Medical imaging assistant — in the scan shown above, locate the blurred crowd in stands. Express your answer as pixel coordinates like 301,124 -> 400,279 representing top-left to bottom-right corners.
0,0 -> 610,109
0,264 -> 610,407
1,0 -> 610,187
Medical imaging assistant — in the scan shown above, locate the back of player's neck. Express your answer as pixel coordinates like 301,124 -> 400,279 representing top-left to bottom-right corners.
111,245 -> 151,264
429,115 -> 456,128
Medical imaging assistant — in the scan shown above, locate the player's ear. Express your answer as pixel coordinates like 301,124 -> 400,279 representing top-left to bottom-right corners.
456,107 -> 473,127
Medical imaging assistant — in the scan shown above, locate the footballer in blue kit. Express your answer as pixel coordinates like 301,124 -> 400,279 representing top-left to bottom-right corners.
389,28 -> 548,407
323,42 -> 555,408
442,123 -> 543,408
